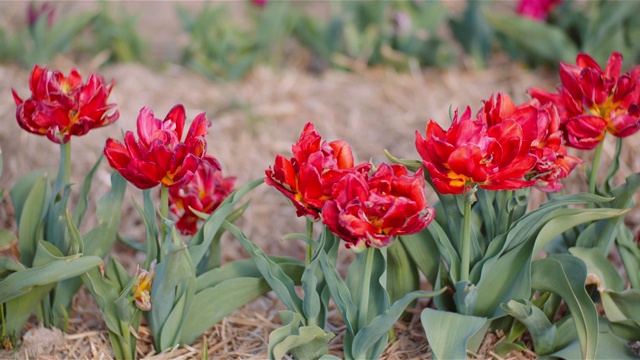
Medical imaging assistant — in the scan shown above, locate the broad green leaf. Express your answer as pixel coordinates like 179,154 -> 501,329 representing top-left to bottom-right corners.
14,174 -> 50,267
189,178 -> 263,269
383,150 -> 422,172
181,277 -> 271,345
501,299 -> 557,355
399,231 -> 439,286
569,247 -> 625,292
421,308 -> 488,360
0,228 -> 17,249
386,239 -> 420,304
223,220 -> 303,314
353,288 -> 445,359
346,247 -> 388,330
3,285 -> 54,338
601,289 -> 640,340
269,311 -> 334,360
0,255 -> 102,303
45,184 -> 71,254
550,318 -> 638,359
484,12 -> 577,63
150,242 -> 196,351
531,255 -> 598,360
8,170 -> 46,226
318,251 -> 358,335
72,154 -> 103,227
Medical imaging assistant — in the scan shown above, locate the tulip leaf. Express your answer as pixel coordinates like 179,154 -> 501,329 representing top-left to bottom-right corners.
8,170 -> 46,226
46,184 -> 71,254
501,299 -> 557,355
72,154 -> 103,227
600,289 -> 640,340
383,149 -> 422,172
189,178 -> 263,269
223,220 -> 303,314
569,247 -> 625,292
420,308 -> 488,360
398,231 -> 439,286
150,241 -> 196,351
352,288 -> 445,359
318,251 -> 358,336
550,318 -> 638,359
0,253 -> 102,303
615,224 -> 640,289
386,239 -> 420,304
12,174 -> 50,267
269,310 -> 335,360
484,12 -> 578,64
531,255 -> 598,360
3,284 -> 54,339
180,277 -> 271,345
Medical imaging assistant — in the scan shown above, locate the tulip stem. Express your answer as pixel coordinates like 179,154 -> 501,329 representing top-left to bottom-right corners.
460,191 -> 474,283
358,247 -> 375,329
588,140 -> 604,195
160,186 -> 169,240
305,218 -> 313,265
60,141 -> 71,186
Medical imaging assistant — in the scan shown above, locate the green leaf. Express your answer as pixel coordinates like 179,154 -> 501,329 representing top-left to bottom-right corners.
615,224 -> 640,289
0,254 -> 102,303
421,308 -> 488,360
13,174 -> 50,267
531,255 -> 598,360
223,220 -> 303,314
72,154 -> 103,227
3,285 -> 54,338
600,289 -> 640,340
386,239 -> 420,304
569,247 -> 625,292
383,149 -> 422,172
550,318 -> 638,359
180,277 -> 271,345
269,311 -> 334,360
150,241 -> 196,351
398,231 -> 439,286
501,299 -> 557,355
353,289 -> 445,359
318,251 -> 358,335
485,12 -> 578,64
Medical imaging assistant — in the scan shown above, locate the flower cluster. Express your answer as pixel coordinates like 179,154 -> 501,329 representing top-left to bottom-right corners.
528,51 -> 640,149
416,92 -> 581,194
266,122 -> 434,250
12,65 -> 119,144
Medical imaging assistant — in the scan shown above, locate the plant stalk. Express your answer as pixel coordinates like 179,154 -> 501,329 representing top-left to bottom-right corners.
61,141 -> 71,186
160,185 -> 169,241
588,140 -> 604,195
306,218 -> 314,265
460,192 -> 473,282
358,247 -> 376,329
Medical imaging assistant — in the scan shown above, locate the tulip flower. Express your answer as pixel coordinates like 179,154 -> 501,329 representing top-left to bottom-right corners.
265,122 -> 370,219
415,106 -> 537,195
13,65 -> 119,144
516,0 -> 562,21
478,93 -> 581,192
104,105 -> 219,190
169,161 -> 236,235
322,164 -> 435,251
133,262 -> 155,311
528,51 -> 640,150
27,1 -> 55,28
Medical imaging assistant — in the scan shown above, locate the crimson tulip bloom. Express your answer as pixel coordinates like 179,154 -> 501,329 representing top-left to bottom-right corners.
528,52 -> 640,149
415,106 -> 537,195
169,161 -> 236,235
478,93 -> 581,192
265,122 -> 370,219
322,164 -> 434,250
104,105 -> 219,189
13,65 -> 119,144
516,0 -> 562,21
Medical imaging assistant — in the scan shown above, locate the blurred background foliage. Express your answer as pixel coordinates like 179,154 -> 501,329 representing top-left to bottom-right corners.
1,0 -> 639,81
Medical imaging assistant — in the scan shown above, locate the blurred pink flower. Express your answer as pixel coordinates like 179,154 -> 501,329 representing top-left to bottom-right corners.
251,0 -> 267,8
517,0 -> 562,21
27,1 -> 55,28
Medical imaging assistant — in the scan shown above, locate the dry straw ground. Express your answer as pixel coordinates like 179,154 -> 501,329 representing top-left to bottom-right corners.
2,2 -> 640,359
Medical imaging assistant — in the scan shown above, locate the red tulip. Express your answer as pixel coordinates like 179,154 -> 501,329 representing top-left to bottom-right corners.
516,0 -> 562,21
13,65 -> 119,144
322,164 -> 434,250
104,105 -> 219,189
479,93 -> 581,192
415,105 -> 537,195
265,122 -> 370,219
169,161 -> 236,235
528,52 -> 640,149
